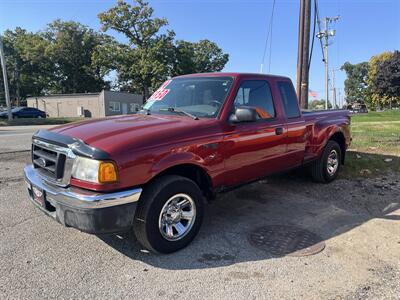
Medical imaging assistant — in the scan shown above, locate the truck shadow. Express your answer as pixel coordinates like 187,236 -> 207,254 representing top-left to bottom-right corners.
98,153 -> 400,270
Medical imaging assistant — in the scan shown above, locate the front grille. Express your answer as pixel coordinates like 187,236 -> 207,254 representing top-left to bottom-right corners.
32,142 -> 67,180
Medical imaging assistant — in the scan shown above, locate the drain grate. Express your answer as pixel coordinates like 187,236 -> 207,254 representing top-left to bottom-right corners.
248,225 -> 325,257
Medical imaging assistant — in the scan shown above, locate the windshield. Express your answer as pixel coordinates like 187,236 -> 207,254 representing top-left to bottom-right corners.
143,77 -> 233,118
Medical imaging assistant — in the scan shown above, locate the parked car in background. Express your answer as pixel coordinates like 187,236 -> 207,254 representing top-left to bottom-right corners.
347,101 -> 368,113
0,107 -> 46,119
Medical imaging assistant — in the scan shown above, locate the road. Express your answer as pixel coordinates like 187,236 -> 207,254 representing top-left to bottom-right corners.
0,129 -> 399,299
0,125 -> 55,153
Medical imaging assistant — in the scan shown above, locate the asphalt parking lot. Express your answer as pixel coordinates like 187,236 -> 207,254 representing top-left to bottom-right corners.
0,127 -> 399,299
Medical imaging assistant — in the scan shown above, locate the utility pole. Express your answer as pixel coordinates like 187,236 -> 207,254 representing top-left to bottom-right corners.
296,0 -> 305,101
331,69 -> 337,109
14,67 -> 20,107
0,35 -> 12,121
324,20 -> 329,109
296,0 -> 311,109
317,16 -> 339,110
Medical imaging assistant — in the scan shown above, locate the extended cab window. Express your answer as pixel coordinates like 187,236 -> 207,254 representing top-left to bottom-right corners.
278,81 -> 301,118
233,80 -> 275,119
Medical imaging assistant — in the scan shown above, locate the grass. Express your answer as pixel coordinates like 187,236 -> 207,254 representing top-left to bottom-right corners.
342,110 -> 400,178
349,109 -> 400,122
350,110 -> 400,156
0,117 -> 84,126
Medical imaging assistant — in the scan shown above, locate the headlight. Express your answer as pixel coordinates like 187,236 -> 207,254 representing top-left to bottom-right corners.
71,156 -> 118,183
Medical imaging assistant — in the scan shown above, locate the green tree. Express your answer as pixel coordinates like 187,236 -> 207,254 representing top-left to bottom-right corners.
1,23 -> 109,105
308,99 -> 332,110
97,0 -> 175,99
374,50 -> 400,108
96,0 -> 229,101
2,1 -> 229,105
172,40 -> 229,76
367,51 -> 394,108
44,20 -> 110,94
341,61 -> 369,105
0,28 -> 52,105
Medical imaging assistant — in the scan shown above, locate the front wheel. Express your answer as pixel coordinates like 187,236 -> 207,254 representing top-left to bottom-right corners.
311,140 -> 342,183
133,175 -> 204,253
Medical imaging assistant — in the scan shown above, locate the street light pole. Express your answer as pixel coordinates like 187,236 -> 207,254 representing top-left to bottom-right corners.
0,35 -> 12,121
317,16 -> 339,110
331,69 -> 338,108
324,19 -> 329,109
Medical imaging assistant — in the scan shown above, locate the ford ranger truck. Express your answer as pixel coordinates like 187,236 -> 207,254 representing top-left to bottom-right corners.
24,73 -> 351,253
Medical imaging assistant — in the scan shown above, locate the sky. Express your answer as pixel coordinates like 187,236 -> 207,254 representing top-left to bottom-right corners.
1,0 -> 399,104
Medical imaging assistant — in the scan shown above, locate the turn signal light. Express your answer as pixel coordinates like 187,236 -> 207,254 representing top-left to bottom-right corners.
98,162 -> 118,183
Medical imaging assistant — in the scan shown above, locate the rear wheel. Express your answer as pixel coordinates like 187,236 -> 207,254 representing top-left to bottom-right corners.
311,140 -> 341,183
133,175 -> 204,253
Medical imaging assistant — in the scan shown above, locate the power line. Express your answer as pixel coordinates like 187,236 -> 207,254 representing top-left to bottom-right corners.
260,0 -> 276,73
268,12 -> 274,73
314,0 -> 325,62
336,0 -> 341,72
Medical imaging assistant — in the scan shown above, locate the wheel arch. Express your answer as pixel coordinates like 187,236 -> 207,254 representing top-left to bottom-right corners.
150,163 -> 215,201
328,131 -> 346,164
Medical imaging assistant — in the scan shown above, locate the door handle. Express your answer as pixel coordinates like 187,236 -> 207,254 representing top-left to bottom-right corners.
275,127 -> 283,135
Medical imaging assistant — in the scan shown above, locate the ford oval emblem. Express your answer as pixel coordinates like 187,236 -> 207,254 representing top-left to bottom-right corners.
37,158 -> 47,167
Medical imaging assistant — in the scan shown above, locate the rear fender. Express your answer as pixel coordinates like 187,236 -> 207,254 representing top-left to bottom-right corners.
312,120 -> 347,157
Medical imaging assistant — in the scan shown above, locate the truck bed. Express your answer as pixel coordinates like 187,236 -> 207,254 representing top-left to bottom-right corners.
302,109 -> 350,122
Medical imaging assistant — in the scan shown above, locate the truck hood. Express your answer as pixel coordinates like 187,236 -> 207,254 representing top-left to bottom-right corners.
50,114 -> 219,155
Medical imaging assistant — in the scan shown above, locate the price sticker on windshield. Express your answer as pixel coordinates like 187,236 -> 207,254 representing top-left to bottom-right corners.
149,80 -> 171,101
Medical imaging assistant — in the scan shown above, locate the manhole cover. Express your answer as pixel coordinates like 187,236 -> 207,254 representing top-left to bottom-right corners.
248,225 -> 325,257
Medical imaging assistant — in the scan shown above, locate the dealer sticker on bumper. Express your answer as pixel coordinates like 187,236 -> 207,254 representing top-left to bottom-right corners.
31,185 -> 45,207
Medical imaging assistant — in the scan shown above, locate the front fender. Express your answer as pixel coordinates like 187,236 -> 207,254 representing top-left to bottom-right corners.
150,152 -> 208,177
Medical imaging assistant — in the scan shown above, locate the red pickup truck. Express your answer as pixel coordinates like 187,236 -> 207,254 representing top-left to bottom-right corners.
24,73 -> 351,253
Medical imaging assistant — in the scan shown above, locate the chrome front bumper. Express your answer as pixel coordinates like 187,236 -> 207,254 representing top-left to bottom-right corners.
24,164 -> 142,233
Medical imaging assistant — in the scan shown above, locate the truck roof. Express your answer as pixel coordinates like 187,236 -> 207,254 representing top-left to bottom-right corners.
174,72 -> 291,81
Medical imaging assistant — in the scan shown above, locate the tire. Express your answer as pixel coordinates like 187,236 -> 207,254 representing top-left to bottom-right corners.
311,140 -> 342,183
133,175 -> 204,254
13,115 -> 18,119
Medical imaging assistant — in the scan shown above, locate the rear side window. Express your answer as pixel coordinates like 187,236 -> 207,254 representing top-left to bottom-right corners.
233,80 -> 275,119
278,81 -> 300,118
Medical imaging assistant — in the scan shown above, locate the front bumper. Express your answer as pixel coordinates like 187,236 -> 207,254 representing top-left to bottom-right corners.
24,164 -> 142,234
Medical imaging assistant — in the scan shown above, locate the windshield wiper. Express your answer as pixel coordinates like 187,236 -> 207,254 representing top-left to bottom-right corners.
159,107 -> 199,120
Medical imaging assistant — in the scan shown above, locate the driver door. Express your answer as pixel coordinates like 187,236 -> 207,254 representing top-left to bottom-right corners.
222,80 -> 288,186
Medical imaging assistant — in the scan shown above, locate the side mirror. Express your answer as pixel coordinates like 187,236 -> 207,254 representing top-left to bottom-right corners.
230,106 -> 257,123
